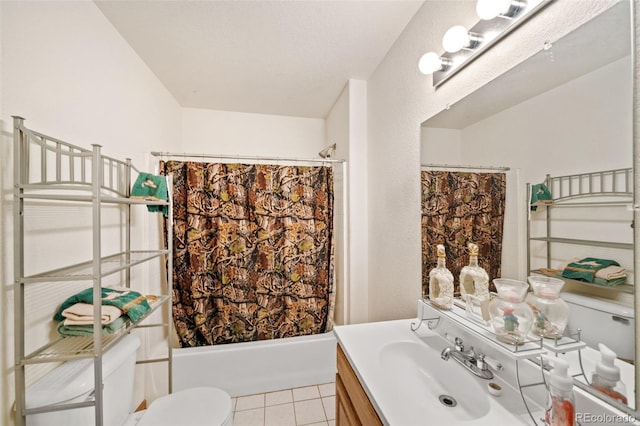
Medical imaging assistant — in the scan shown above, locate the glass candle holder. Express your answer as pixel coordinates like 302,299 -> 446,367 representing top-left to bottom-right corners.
489,278 -> 534,345
526,275 -> 569,339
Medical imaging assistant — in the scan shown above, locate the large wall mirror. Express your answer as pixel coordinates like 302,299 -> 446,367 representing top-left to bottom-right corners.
420,0 -> 635,414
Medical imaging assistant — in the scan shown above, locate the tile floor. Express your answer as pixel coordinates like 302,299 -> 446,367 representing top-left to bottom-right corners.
232,382 -> 336,426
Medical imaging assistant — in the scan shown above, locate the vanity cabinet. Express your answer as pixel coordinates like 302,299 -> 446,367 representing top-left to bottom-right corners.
336,344 -> 383,426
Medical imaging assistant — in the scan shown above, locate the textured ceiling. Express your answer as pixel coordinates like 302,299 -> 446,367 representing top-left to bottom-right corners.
95,0 -> 424,118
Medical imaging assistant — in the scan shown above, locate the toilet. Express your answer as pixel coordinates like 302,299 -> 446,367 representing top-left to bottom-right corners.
26,335 -> 233,426
562,291 -> 634,362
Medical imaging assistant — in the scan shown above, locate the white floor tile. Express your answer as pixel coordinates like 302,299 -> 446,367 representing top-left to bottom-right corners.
266,389 -> 293,406
318,382 -> 335,398
322,396 -> 335,420
233,407 -> 264,426
294,398 -> 327,425
236,393 -> 265,411
265,402 -> 296,426
234,382 -> 336,426
293,385 -> 321,401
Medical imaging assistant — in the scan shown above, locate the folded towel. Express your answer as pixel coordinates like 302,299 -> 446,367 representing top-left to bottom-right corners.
532,268 -> 626,287
131,173 -> 168,215
61,302 -> 122,325
561,257 -> 620,283
56,316 -> 127,337
556,258 -> 581,271
54,287 -> 152,323
594,265 -> 627,280
530,183 -> 553,211
593,276 -> 627,287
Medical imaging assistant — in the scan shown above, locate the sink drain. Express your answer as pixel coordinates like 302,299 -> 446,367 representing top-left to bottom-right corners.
438,395 -> 457,408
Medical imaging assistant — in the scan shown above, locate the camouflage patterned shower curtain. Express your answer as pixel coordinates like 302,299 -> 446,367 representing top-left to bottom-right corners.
421,171 -> 506,297
160,161 -> 335,347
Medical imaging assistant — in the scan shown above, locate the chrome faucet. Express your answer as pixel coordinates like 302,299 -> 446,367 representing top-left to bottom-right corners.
440,336 -> 502,380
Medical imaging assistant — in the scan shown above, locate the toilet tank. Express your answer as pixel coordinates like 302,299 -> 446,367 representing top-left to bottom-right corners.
562,292 -> 634,362
26,334 -> 141,426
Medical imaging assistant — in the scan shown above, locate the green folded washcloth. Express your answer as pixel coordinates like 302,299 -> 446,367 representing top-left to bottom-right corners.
53,287 -> 152,323
593,276 -> 627,287
56,316 -> 127,337
131,173 -> 168,215
530,183 -> 553,211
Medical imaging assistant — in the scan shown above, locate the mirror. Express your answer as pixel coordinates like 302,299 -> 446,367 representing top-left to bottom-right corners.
420,0 -> 634,413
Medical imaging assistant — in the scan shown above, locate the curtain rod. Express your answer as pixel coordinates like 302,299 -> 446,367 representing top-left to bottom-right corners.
421,163 -> 510,172
151,151 -> 346,164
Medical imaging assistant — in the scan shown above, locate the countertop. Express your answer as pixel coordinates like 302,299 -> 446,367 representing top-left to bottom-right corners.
333,319 -> 541,425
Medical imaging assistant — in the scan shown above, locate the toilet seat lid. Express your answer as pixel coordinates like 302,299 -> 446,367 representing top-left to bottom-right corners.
138,387 -> 232,426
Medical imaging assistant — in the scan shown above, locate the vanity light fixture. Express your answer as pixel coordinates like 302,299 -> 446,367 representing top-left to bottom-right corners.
476,0 -> 521,20
418,52 -> 451,74
442,25 -> 482,53
419,0 -> 553,87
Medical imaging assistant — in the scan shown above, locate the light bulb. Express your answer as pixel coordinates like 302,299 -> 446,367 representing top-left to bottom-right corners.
476,0 -> 512,20
442,25 -> 470,53
418,52 -> 444,75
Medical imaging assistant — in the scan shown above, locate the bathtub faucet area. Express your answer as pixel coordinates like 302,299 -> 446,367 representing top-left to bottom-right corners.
440,336 -> 501,380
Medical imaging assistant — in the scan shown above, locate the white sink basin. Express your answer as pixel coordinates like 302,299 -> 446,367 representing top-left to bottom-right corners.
334,319 -> 542,425
378,338 -> 490,422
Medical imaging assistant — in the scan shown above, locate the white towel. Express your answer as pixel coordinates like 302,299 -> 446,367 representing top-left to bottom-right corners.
61,302 -> 122,325
595,265 -> 627,280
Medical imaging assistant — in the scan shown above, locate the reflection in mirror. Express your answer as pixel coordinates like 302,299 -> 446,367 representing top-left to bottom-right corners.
420,0 -> 634,414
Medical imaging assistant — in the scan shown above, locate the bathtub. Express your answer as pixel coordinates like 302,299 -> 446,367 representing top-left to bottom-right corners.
172,331 -> 337,397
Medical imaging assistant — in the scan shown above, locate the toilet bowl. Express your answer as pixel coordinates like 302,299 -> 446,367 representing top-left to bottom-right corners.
133,387 -> 232,426
26,334 -> 233,426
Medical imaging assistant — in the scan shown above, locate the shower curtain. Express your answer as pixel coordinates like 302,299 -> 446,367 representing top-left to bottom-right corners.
160,161 -> 335,347
421,171 -> 506,297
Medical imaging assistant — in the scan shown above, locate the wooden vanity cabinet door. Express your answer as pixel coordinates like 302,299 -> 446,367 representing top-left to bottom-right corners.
336,374 -> 360,426
336,344 -> 383,426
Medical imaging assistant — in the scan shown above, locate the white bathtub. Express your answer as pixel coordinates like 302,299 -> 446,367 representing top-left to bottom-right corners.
172,332 -> 337,397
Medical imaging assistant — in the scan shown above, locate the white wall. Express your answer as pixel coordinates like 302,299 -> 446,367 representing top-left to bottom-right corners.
1,1 -> 182,424
326,84 -> 350,325
462,57 -> 631,183
346,80 -> 368,324
420,127 -> 462,165
326,79 -> 368,325
180,108 -> 325,157
366,0 -> 619,321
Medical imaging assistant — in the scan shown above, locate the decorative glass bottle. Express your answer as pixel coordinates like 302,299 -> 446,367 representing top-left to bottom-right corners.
459,243 -> 490,322
489,278 -> 534,345
526,275 -> 569,339
428,244 -> 454,310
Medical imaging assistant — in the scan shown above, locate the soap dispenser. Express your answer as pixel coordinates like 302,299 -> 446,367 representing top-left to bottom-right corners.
545,357 -> 575,426
459,242 -> 490,321
428,244 -> 454,310
591,343 -> 628,404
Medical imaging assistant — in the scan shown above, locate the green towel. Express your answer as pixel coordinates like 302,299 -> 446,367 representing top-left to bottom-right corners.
56,316 -> 127,337
593,276 -> 627,287
53,287 -> 152,323
131,173 -> 168,215
530,183 -> 553,211
541,268 -> 627,287
562,257 -> 620,283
